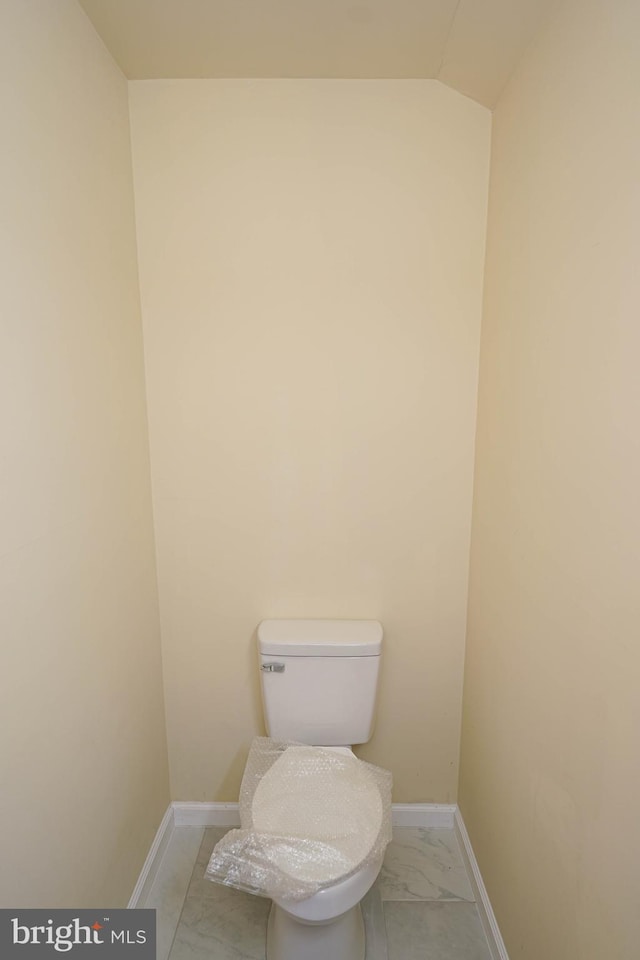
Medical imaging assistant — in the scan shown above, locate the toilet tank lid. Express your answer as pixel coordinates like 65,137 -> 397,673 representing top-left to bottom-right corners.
257,619 -> 383,657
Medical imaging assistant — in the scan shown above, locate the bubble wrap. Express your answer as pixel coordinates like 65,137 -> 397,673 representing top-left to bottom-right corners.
205,737 -> 392,901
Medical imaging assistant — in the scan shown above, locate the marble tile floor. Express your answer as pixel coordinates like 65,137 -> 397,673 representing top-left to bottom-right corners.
143,825 -> 492,960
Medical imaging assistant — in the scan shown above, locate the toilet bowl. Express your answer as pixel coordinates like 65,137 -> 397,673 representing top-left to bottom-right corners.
251,743 -> 385,960
267,857 -> 383,960
233,618 -> 390,960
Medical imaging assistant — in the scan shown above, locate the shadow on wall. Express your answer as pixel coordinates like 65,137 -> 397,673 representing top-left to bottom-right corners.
216,627 -> 266,799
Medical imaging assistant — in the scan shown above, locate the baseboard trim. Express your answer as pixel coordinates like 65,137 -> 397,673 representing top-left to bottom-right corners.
391,803 -> 456,828
172,801 -> 242,827
128,804 -> 175,909
454,808 -> 509,960
171,801 -> 456,829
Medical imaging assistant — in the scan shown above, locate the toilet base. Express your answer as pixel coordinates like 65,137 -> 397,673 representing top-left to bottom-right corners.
266,900 -> 365,960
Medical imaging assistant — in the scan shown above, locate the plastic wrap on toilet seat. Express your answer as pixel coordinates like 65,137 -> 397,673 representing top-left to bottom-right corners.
205,737 -> 392,901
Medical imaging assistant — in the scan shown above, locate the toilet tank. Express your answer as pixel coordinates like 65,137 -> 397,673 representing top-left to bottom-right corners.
257,619 -> 383,746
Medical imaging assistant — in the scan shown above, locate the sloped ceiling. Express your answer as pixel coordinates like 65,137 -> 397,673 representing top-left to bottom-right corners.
78,0 -> 554,108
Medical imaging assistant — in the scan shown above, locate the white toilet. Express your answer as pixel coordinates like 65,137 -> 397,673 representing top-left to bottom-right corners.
255,618 -> 385,960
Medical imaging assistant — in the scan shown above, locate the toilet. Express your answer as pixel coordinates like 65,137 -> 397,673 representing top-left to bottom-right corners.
255,618 -> 385,960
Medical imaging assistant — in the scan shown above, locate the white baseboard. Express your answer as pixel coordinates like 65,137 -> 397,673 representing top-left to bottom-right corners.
454,808 -> 509,960
173,801 -> 241,827
171,801 -> 455,829
391,803 -> 456,828
128,804 -> 175,908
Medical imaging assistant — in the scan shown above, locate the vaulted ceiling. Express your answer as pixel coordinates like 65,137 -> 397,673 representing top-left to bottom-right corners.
78,0 -> 554,108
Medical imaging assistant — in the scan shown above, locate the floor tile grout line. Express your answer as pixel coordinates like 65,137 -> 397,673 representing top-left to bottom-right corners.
380,896 -> 476,903
379,889 -> 391,960
166,829 -> 210,959
141,825 -> 176,910
449,827 -> 479,902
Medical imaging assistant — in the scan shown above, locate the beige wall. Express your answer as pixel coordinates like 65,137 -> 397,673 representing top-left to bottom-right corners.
0,1 -> 169,906
129,80 -> 491,802
460,0 -> 640,957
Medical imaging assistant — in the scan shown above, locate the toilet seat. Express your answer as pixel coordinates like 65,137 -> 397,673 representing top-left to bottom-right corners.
251,745 -> 383,887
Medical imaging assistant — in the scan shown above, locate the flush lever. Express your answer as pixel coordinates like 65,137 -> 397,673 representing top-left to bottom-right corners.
261,662 -> 285,673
